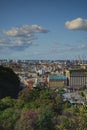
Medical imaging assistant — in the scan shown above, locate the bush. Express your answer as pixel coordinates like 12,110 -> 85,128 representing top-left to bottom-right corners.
14,110 -> 38,130
0,108 -> 20,130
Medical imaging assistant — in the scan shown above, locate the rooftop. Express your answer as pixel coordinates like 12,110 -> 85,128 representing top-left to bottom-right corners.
49,75 -> 67,81
69,68 -> 87,72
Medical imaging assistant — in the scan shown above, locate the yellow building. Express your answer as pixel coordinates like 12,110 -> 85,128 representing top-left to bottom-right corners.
48,75 -> 67,89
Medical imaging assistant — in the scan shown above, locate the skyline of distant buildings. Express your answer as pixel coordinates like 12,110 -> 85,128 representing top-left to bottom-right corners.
0,57 -> 87,104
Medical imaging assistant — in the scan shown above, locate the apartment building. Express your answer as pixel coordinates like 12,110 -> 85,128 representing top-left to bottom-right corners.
65,69 -> 87,89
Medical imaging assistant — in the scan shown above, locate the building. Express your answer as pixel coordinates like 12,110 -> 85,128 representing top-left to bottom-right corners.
65,69 -> 87,89
27,80 -> 34,88
48,75 -> 67,89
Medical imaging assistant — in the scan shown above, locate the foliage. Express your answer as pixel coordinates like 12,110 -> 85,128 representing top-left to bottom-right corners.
0,85 -> 87,130
0,108 -> 20,130
0,66 -> 20,98
39,89 -> 52,99
38,105 -> 54,130
53,94 -> 63,114
14,99 -> 25,109
0,97 -> 16,111
72,105 -> 80,115
56,87 -> 66,94
54,115 -> 78,130
19,87 -> 35,102
14,109 -> 38,130
79,91 -> 85,97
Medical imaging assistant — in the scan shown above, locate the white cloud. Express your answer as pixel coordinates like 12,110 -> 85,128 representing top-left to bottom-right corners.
4,28 -> 18,36
65,18 -> 87,31
0,24 -> 48,51
79,44 -> 87,49
4,24 -> 48,37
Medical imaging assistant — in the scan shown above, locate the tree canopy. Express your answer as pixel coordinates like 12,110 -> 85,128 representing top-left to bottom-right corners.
0,66 -> 20,98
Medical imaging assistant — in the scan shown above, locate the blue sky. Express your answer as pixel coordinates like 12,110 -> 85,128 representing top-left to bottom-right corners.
0,0 -> 87,60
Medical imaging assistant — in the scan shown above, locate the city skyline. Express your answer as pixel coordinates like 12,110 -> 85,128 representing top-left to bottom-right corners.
0,0 -> 87,60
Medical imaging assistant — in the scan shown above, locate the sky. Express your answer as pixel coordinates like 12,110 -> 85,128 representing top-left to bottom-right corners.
0,0 -> 87,60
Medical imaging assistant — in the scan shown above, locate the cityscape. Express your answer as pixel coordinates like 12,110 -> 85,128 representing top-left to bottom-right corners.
0,58 -> 87,104
0,0 -> 87,129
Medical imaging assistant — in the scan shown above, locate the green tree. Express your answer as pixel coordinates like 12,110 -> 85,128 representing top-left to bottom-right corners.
54,115 -> 79,130
0,108 -> 20,130
53,95 -> 63,114
14,110 -> 38,130
0,97 -> 16,111
38,105 -> 54,130
19,87 -> 35,102
0,66 -> 20,98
